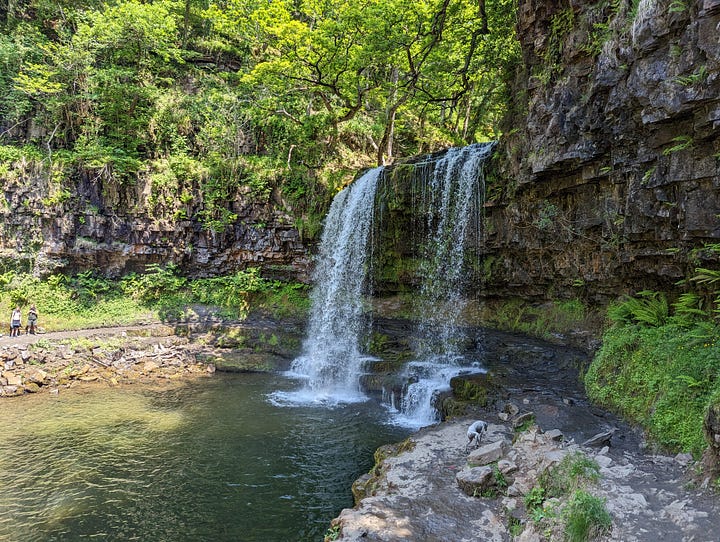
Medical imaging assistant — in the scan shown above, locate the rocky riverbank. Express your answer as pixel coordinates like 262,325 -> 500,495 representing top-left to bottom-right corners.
0,326 -> 215,397
0,317 -> 303,397
327,326 -> 720,542
330,414 -> 720,542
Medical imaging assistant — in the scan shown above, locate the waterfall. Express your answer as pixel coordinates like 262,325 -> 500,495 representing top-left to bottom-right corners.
271,143 -> 494,420
395,143 -> 495,427
415,143 -> 494,356
277,167 -> 383,405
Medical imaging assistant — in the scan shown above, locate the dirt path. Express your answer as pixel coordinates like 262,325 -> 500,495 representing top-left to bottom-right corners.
0,323 -> 166,346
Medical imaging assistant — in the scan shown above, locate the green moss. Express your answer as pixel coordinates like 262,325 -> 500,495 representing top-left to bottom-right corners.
450,374 -> 494,405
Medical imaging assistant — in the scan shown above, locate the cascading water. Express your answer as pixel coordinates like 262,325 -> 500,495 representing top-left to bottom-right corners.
274,167 -> 383,405
271,143 -> 494,423
394,143 -> 495,427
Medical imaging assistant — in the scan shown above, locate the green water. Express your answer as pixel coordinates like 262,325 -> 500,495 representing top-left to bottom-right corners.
0,374 -> 410,541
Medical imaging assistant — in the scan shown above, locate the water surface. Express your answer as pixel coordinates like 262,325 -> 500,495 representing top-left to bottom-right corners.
0,374 -> 410,541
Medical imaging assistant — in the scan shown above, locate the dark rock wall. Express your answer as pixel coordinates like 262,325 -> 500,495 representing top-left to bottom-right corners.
0,162 -> 310,281
483,0 -> 720,302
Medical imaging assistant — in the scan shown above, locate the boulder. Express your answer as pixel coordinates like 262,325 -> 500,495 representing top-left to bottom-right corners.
583,429 -> 617,447
456,465 -> 494,497
4,372 -> 22,387
468,439 -> 510,466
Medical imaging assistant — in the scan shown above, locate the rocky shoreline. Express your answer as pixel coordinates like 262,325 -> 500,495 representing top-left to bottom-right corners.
0,325 -> 216,397
0,313 -> 304,398
329,414 -> 719,542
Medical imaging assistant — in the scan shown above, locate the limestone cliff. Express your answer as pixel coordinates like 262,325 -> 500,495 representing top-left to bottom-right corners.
0,161 -> 310,280
486,0 -> 720,300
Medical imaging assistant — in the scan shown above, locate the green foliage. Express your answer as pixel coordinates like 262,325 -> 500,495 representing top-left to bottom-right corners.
585,321 -> 720,456
484,298 -> 588,340
563,490 -> 612,542
539,7 -> 575,82
524,485 -> 546,513
525,453 -> 609,539
668,0 -> 689,13
539,453 -> 601,499
662,135 -> 694,156
533,201 -> 560,230
606,290 -> 668,327
674,66 -> 708,87
0,268 -> 309,330
1,0 -> 519,192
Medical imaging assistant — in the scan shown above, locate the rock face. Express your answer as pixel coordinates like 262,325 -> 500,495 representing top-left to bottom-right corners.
371,2 -> 719,302
486,0 -> 720,300
0,163 -> 311,281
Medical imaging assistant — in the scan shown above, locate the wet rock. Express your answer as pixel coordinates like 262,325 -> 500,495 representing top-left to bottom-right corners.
583,429 -> 617,447
449,373 -> 496,406
703,397 -> 720,468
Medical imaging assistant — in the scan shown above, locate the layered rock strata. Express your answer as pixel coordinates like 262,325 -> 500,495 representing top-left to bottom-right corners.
0,164 -> 310,281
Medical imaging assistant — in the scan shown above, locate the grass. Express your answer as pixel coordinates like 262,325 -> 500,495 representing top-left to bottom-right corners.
0,267 -> 310,333
479,297 -> 592,340
563,490 -> 612,542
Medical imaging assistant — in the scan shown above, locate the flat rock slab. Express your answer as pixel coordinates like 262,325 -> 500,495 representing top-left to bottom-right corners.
332,418 -> 720,542
468,438 -> 510,466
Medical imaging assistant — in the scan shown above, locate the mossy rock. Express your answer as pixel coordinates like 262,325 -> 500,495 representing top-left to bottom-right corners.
206,352 -> 288,373
703,394 -> 720,469
439,394 -> 471,418
352,473 -> 373,503
449,373 -> 496,406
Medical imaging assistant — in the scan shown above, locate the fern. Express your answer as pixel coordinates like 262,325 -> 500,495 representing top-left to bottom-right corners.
662,135 -> 694,156
690,268 -> 720,286
608,291 -> 668,327
671,292 -> 708,326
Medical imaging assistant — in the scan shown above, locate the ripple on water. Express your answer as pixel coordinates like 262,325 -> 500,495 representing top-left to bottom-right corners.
0,374 -> 410,542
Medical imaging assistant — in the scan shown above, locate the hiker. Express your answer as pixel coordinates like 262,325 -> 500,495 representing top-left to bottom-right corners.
10,306 -> 21,337
27,304 -> 38,335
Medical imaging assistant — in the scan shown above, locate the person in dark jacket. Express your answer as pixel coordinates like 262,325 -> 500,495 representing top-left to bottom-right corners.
27,304 -> 38,335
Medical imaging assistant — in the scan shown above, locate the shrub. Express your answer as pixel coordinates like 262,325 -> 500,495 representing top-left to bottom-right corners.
586,321 -> 720,456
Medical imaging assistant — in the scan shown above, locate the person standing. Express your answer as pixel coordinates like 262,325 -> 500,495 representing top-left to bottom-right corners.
27,304 -> 38,335
10,306 -> 21,337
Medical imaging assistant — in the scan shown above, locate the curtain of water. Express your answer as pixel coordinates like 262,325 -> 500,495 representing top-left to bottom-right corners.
415,143 -> 495,357
289,167 -> 383,402
398,143 -> 495,426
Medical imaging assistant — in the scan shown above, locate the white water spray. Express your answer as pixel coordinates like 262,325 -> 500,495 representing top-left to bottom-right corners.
393,143 -> 494,426
277,167 -> 383,405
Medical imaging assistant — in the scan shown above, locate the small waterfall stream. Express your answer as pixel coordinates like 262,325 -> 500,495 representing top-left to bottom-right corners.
395,143 -> 494,427
275,144 -> 494,424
